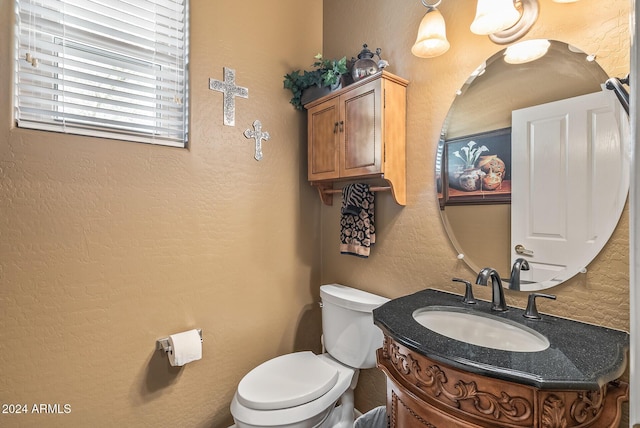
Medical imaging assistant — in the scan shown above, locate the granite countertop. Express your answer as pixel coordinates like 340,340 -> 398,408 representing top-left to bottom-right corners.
373,289 -> 629,390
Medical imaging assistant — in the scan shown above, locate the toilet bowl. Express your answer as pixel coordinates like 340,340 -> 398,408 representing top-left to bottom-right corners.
230,284 -> 389,428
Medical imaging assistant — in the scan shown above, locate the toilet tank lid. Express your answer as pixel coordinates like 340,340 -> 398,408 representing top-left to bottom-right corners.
320,284 -> 389,312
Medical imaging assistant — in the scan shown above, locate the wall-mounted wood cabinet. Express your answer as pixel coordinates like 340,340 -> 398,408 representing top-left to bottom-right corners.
304,71 -> 408,205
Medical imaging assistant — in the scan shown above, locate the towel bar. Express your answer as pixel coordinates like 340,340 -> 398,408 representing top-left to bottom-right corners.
312,182 -> 404,206
321,186 -> 391,195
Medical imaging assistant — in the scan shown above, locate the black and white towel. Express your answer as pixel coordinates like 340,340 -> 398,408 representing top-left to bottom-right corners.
340,183 -> 375,257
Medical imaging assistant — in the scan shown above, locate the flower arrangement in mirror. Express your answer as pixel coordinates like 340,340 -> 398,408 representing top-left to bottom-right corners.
283,54 -> 349,110
453,141 -> 489,192
453,140 -> 488,169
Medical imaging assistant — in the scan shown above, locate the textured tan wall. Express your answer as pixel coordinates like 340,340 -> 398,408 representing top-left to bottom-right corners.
1,0 -> 631,426
0,1 -> 322,427
322,0 -> 631,416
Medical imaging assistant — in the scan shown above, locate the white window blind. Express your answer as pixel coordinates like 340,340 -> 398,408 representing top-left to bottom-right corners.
14,0 -> 189,147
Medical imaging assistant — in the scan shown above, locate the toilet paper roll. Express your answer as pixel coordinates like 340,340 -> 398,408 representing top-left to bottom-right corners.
168,329 -> 202,367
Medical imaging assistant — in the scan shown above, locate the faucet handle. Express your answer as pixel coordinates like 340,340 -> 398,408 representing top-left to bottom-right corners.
524,293 -> 556,320
452,278 -> 477,304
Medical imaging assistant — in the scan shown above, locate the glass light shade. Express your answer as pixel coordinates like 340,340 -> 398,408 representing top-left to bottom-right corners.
504,39 -> 551,64
411,9 -> 450,58
553,0 -> 579,2
470,0 -> 521,35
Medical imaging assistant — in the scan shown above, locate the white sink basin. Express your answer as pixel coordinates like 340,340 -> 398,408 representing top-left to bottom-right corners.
412,306 -> 550,352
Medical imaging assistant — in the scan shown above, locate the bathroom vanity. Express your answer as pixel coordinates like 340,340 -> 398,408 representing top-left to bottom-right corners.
373,289 -> 629,428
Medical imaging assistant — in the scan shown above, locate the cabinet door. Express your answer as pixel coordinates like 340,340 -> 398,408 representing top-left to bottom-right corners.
340,79 -> 383,177
307,97 -> 340,181
388,381 -> 478,428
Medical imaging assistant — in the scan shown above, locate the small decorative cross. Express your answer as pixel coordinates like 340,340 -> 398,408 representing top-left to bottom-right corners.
243,120 -> 270,161
209,67 -> 248,126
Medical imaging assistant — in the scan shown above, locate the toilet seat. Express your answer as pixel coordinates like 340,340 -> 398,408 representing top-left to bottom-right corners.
237,351 -> 339,410
230,353 -> 356,428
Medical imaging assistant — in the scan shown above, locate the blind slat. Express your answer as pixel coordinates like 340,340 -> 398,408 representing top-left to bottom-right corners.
18,93 -> 187,124
17,120 -> 185,147
18,6 -> 184,64
17,54 -> 184,95
18,78 -> 185,112
17,34 -> 185,80
19,1 -> 185,44
18,106 -> 182,134
15,0 -> 189,147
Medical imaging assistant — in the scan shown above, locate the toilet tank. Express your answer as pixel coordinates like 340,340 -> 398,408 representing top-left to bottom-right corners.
320,284 -> 389,369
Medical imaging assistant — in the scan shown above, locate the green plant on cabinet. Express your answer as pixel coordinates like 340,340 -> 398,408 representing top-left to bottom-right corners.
283,54 -> 348,110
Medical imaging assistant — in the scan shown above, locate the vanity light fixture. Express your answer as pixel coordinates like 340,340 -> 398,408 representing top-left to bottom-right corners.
470,0 -> 520,35
472,0 -> 540,45
411,0 -> 450,58
504,39 -> 551,64
552,0 -> 579,2
412,0 -> 542,58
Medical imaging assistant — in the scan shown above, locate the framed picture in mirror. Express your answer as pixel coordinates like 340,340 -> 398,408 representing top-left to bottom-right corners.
442,128 -> 512,206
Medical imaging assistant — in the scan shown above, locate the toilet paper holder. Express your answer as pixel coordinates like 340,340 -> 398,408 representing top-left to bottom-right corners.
156,329 -> 203,355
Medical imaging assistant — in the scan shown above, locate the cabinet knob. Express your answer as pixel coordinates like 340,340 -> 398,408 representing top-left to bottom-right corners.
334,122 -> 339,133
339,120 -> 344,132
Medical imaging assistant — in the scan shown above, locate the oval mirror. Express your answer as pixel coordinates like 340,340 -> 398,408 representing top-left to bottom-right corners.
436,40 -> 630,291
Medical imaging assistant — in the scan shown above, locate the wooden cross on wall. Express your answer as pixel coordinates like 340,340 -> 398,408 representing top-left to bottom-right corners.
209,67 -> 248,126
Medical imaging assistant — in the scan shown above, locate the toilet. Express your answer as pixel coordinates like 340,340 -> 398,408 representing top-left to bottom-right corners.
230,283 -> 389,428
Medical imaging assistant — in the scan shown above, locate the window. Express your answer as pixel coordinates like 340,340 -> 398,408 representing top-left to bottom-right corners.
14,0 -> 189,147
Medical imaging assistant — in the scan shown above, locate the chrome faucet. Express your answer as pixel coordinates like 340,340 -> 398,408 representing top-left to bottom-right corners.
476,268 -> 508,311
508,258 -> 530,291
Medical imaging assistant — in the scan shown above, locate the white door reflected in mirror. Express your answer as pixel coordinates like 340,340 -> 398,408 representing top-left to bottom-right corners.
510,90 -> 629,290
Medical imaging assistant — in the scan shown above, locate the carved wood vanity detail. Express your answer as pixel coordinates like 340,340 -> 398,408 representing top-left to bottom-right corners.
377,336 -> 629,428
